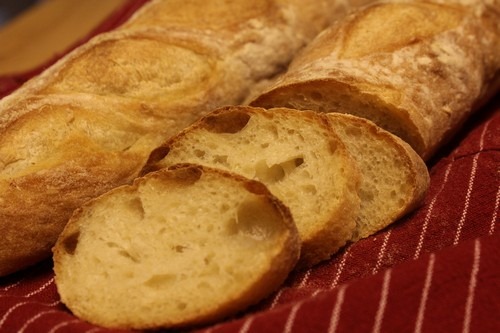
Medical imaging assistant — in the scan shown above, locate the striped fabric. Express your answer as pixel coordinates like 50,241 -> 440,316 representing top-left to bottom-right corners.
0,1 -> 499,332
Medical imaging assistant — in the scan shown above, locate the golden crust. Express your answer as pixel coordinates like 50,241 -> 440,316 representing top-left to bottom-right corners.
251,1 -> 500,160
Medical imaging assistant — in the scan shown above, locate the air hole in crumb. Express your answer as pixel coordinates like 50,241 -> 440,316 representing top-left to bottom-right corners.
329,140 -> 338,154
146,146 -> 170,166
106,241 -> 140,263
254,157 -> 304,183
173,245 -> 188,253
118,250 -> 140,263
202,110 -> 250,134
255,161 -> 284,183
213,155 -> 228,164
194,149 -> 206,158
62,231 -> 80,255
169,165 -> 202,185
294,157 -> 305,167
225,218 -> 238,235
302,185 -> 317,195
359,189 -> 375,202
220,203 -> 231,213
129,197 -> 145,220
145,274 -> 176,288
204,253 -> 215,265
177,302 -> 187,310
236,198 -> 282,240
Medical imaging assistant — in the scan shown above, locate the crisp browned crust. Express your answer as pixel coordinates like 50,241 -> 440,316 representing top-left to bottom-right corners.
251,1 -> 500,160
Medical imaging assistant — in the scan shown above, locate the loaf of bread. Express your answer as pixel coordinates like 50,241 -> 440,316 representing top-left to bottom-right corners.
251,0 -> 500,160
143,106 -> 361,269
326,113 -> 429,240
53,164 -> 300,330
0,0 -> 375,276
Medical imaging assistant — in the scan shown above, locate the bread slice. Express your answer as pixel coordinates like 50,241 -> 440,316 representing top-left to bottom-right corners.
143,106 -> 361,269
326,113 -> 430,240
53,164 -> 299,330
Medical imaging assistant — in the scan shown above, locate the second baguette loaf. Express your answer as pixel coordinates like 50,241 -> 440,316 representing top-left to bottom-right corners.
251,0 -> 500,160
0,0 -> 371,276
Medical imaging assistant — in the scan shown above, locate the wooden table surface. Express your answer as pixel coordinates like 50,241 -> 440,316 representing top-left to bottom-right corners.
0,0 -> 127,76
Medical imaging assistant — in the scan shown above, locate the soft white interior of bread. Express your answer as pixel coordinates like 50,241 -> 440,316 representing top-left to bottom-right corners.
55,168 -> 293,328
328,114 -> 418,240
153,107 -> 360,267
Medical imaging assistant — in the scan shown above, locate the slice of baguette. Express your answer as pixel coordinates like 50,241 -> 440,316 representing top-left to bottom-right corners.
251,1 -> 500,160
326,113 -> 430,241
143,106 -> 361,269
53,164 -> 299,330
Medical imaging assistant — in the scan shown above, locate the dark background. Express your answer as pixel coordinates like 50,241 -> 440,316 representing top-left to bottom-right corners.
0,0 -> 39,26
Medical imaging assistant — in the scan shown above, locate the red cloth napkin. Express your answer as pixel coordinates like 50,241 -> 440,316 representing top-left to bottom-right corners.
0,1 -> 499,332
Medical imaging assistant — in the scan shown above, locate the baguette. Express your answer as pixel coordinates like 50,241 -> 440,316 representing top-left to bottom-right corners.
0,0 -> 372,276
251,0 -> 500,160
326,113 -> 429,240
143,106 -> 361,269
53,164 -> 300,330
